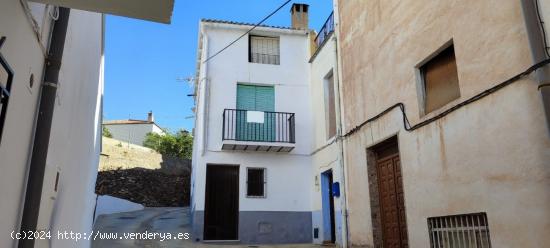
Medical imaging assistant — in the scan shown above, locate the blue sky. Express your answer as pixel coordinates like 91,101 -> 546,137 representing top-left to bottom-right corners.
104,0 -> 333,133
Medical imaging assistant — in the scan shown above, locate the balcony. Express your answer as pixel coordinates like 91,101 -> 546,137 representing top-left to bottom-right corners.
222,109 -> 295,152
314,12 -> 334,48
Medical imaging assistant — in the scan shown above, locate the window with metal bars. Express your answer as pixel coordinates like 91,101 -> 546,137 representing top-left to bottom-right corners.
428,212 -> 492,248
246,168 -> 266,198
249,35 -> 280,65
0,40 -> 14,145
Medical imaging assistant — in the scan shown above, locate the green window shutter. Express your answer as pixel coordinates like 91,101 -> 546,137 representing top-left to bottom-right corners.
236,84 -> 275,142
254,85 -> 275,112
237,84 -> 256,110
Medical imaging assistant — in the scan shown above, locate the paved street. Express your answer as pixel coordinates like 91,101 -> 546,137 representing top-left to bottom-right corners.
92,207 -> 322,248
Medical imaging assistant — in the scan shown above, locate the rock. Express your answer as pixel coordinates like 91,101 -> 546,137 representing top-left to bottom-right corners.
95,167 -> 190,207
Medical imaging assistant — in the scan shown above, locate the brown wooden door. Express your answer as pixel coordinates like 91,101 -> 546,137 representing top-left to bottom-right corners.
377,154 -> 408,248
204,165 -> 239,240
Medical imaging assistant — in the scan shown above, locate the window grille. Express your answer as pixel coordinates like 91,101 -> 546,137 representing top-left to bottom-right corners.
249,35 -> 280,65
0,37 -> 14,144
428,213 -> 492,248
246,168 -> 266,197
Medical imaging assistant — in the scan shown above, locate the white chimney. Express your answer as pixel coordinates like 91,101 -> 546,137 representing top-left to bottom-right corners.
147,111 -> 154,122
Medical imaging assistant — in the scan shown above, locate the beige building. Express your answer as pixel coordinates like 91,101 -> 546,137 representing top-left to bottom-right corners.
333,0 -> 550,247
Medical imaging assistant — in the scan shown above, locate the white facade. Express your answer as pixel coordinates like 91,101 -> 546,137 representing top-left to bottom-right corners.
191,19 -> 317,243
103,122 -> 164,146
0,2 -> 103,248
309,32 -> 345,245
0,1 -> 173,247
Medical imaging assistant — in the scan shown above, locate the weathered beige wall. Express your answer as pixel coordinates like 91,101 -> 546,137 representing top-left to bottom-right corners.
337,0 -> 550,247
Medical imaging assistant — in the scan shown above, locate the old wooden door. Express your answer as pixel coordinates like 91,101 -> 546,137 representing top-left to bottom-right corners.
377,153 -> 408,248
204,165 -> 239,240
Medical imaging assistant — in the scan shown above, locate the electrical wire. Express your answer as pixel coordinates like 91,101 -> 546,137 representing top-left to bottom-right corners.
535,0 -> 550,57
202,0 -> 292,64
311,58 -> 550,155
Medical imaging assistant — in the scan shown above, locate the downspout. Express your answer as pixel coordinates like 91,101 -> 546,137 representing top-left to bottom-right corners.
334,36 -> 349,248
332,1 -> 350,247
19,7 -> 70,248
520,0 -> 550,135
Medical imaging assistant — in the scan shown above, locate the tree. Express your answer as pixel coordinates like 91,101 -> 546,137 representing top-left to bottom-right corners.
102,126 -> 113,138
143,129 -> 193,159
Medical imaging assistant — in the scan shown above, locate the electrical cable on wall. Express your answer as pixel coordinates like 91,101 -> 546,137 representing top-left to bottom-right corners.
202,0 -> 292,63
312,58 -> 550,155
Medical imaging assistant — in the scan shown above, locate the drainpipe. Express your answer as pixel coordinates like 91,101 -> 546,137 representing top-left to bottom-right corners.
332,1 -> 350,247
520,0 -> 550,135
334,37 -> 349,248
19,7 -> 70,248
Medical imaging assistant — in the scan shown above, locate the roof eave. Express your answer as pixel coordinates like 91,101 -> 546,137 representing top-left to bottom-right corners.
28,0 -> 174,23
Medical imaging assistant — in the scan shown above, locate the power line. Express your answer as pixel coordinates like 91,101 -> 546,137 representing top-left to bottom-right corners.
312,58 -> 550,155
202,0 -> 292,64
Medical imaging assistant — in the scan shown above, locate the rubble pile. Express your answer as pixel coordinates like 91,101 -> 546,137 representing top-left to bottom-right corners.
95,168 -> 190,207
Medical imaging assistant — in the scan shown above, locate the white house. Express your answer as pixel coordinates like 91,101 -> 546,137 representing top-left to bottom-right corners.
103,111 -> 166,146
0,1 -> 173,247
190,3 -> 344,245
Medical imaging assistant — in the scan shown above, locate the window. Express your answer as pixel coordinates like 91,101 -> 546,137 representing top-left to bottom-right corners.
428,213 -> 492,248
324,71 -> 336,139
246,168 -> 266,197
236,84 -> 276,142
249,35 -> 280,65
420,44 -> 460,114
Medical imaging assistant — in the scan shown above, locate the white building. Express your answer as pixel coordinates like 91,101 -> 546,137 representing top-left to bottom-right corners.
0,1 -> 173,247
190,3 -> 345,245
103,112 -> 166,146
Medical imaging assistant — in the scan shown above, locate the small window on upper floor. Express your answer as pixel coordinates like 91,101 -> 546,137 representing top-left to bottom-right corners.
420,44 -> 461,114
324,70 -> 336,139
249,35 -> 280,65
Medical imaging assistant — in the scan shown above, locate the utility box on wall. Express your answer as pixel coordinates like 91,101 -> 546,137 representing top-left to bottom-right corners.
332,182 -> 340,197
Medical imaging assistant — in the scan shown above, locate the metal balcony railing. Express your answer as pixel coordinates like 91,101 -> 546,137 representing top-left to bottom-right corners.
222,109 -> 295,143
314,12 -> 335,48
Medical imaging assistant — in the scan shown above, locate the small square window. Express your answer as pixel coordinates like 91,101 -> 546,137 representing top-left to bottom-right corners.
249,35 -> 280,65
246,168 -> 266,198
420,44 -> 461,114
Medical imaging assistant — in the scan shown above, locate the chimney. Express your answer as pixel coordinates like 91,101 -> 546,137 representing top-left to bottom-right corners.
291,3 -> 309,30
147,111 -> 154,122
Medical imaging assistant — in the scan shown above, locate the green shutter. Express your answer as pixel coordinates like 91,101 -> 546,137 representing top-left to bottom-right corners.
236,84 -> 275,141
237,84 -> 256,110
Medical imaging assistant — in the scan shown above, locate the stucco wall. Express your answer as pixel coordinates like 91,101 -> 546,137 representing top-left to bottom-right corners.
337,0 -> 550,247
192,23 -> 313,211
0,3 -> 103,247
43,9 -> 104,248
309,36 -> 343,245
0,2 -> 48,246
104,123 -> 160,146
191,23 -> 315,242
